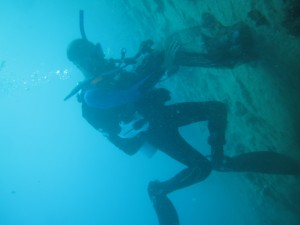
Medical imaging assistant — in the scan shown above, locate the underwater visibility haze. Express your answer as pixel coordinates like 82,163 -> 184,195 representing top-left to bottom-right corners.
1,1 -> 300,225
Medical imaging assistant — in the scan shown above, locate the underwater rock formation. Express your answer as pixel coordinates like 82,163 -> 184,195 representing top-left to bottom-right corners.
283,0 -> 300,36
115,0 -> 300,224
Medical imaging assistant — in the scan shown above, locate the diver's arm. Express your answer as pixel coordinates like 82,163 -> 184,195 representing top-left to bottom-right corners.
81,89 -> 144,156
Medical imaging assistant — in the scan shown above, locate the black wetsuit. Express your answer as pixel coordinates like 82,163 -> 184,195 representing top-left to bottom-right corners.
81,86 -> 227,225
69,17 -> 300,224
77,39 -> 231,224
76,45 -> 300,225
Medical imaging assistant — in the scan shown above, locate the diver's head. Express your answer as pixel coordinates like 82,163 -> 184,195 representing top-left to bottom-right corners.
67,38 -> 105,78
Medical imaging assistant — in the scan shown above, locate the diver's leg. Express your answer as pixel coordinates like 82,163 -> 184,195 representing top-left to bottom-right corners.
149,129 -> 212,194
161,101 -> 227,169
147,129 -> 212,225
222,151 -> 300,175
148,185 -> 179,225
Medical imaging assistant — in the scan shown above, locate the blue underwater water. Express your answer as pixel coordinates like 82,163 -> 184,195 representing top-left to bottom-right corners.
1,1 -> 300,225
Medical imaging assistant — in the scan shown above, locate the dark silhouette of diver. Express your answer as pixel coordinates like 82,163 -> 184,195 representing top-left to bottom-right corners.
167,12 -> 256,68
65,11 -> 300,225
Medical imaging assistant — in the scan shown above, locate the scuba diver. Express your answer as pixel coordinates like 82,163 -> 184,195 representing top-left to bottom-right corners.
65,11 -> 300,225
167,12 -> 256,68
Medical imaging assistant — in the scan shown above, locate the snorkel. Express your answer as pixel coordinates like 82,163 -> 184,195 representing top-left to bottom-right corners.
64,10 -> 98,101
64,10 -> 152,102
65,11 -> 87,101
80,10 -> 105,58
64,10 -> 126,101
79,10 -> 87,40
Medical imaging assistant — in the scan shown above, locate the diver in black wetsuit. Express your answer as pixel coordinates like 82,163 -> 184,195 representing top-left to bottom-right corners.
167,12 -> 256,68
65,11 -> 300,225
66,37 -> 227,225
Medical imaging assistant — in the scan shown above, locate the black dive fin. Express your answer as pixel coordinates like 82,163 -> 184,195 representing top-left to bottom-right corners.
152,195 -> 179,225
220,151 -> 300,175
